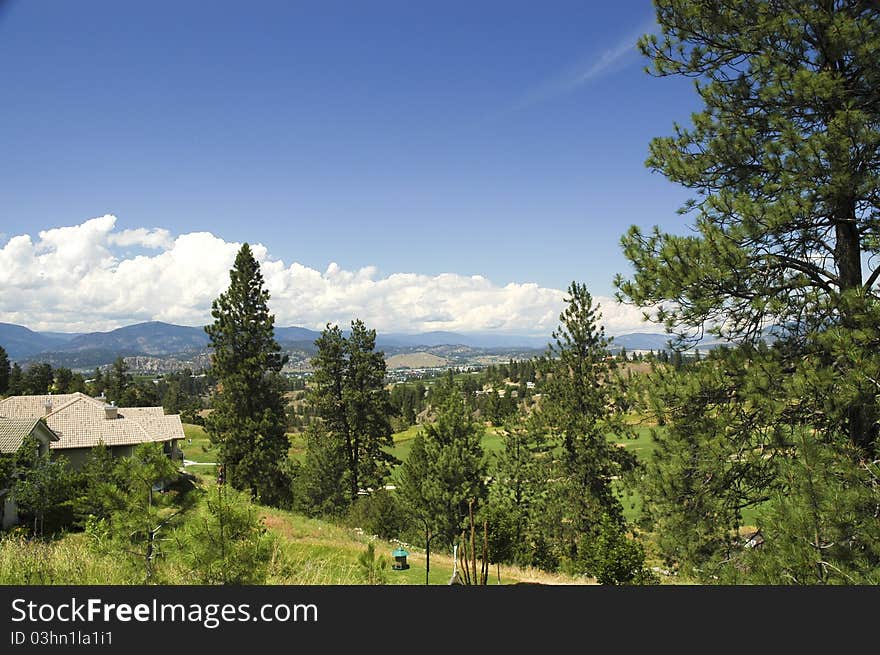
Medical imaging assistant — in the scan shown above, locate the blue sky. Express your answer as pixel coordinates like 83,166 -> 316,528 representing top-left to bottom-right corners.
0,1 -> 699,334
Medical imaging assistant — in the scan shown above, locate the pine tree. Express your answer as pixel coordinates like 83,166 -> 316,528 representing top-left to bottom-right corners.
305,319 -> 393,505
88,367 -> 105,397
537,282 -> 642,578
638,346 -> 783,579
0,345 -> 9,395
23,362 -> 53,395
109,443 -> 183,582
7,363 -> 23,396
205,243 -> 290,505
344,319 -> 394,496
12,439 -> 76,537
397,392 -> 487,547
616,0 -> 880,583
483,416 -> 550,567
291,423 -> 350,517
105,357 -> 132,405
174,485 -> 274,584
616,0 -> 880,452
53,367 -> 75,394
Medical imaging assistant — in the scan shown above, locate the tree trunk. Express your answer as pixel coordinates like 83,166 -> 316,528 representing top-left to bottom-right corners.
833,201 -> 875,452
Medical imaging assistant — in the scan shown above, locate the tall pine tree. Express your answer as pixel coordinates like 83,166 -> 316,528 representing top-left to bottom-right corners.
0,345 -> 9,395
618,1 -> 880,582
305,319 -> 393,506
205,243 -> 290,505
397,391 -> 487,547
536,282 -> 643,579
617,0 -> 880,452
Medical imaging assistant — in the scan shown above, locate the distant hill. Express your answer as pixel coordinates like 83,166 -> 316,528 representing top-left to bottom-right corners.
610,332 -> 674,351
0,323 -> 81,360
63,321 -> 210,356
275,326 -> 322,344
0,319 -> 687,369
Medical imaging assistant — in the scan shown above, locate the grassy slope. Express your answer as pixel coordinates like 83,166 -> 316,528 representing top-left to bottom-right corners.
177,419 -> 729,584
0,472 -> 588,585
175,426 -> 588,584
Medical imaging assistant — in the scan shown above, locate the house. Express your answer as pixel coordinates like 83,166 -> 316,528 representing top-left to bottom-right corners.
0,392 -> 184,470
0,417 -> 60,529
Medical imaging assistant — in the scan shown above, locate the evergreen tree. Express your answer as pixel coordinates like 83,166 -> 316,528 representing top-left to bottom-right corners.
638,346 -> 783,579
174,485 -> 274,584
305,319 -> 393,506
109,443 -> 183,582
23,362 -> 53,395
290,423 -> 350,517
7,363 -> 24,396
616,0 -> 880,452
105,357 -> 132,405
397,393 -> 487,547
162,378 -> 185,415
12,438 -> 76,537
88,367 -> 105,397
537,282 -> 642,578
205,243 -> 290,505
744,433 -> 880,585
0,345 -> 9,395
72,444 -> 125,525
483,416 -> 551,567
616,0 -> 880,583
309,324 -> 348,460
343,319 -> 394,496
53,367 -> 74,394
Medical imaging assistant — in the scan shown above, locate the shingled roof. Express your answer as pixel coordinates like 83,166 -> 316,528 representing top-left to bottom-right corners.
0,393 -> 83,419
0,418 -> 60,454
0,392 -> 184,450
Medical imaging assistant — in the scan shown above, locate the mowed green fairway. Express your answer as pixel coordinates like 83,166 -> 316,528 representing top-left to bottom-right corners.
181,423 -> 219,470
385,423 -> 507,468
184,424 -> 309,468
386,421 -> 657,474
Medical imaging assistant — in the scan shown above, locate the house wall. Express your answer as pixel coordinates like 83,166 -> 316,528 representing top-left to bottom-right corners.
54,444 -> 137,470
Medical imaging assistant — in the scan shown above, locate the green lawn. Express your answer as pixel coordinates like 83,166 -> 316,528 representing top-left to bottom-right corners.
183,424 -> 308,470
181,424 -> 219,471
613,425 -> 659,459
385,423 -> 507,469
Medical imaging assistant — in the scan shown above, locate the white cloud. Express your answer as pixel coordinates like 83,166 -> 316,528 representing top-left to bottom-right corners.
108,227 -> 173,250
0,215 -> 650,336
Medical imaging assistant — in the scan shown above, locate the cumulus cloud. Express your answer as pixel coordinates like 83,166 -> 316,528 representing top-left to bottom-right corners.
0,215 -> 650,335
108,227 -> 173,250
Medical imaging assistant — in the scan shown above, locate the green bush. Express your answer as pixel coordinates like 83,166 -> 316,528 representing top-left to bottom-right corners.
346,489 -> 410,540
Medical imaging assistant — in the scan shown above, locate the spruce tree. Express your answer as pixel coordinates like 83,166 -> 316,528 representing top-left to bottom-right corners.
205,243 -> 290,505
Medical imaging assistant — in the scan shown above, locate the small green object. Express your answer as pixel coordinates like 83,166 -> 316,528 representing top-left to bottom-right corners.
392,547 -> 410,570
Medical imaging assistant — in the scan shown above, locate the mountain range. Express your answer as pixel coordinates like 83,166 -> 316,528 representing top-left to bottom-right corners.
0,320 -> 676,368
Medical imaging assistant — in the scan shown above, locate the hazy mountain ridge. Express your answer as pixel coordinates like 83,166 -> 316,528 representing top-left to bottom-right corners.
1,320 -> 676,370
